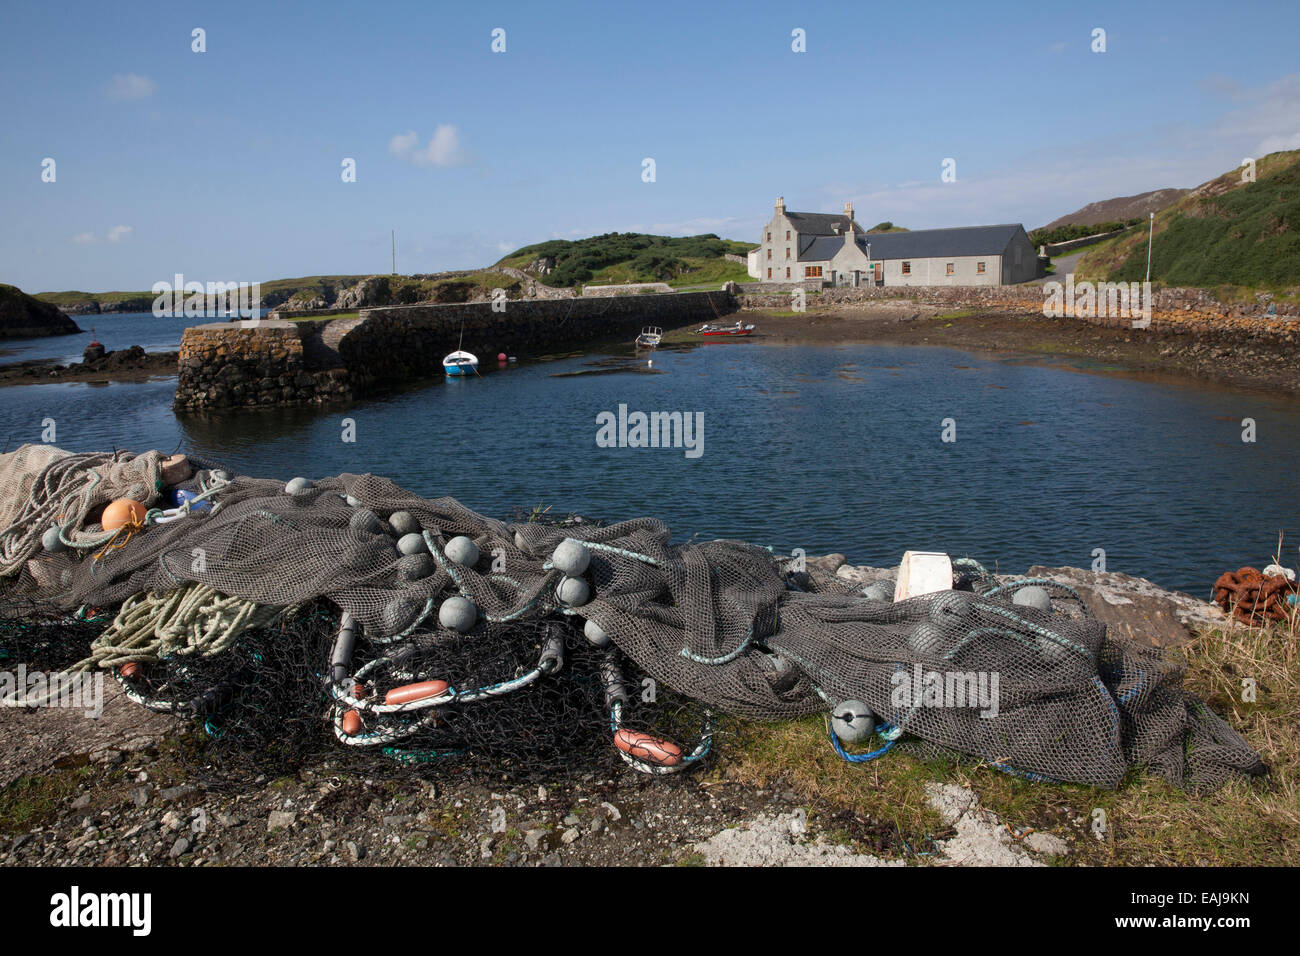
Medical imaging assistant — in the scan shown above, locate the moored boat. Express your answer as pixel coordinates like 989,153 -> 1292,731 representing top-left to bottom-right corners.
695,321 -> 755,337
635,326 -> 663,348
442,349 -> 479,376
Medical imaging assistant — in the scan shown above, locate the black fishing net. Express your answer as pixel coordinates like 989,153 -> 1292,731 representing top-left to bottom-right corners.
0,445 -> 1268,791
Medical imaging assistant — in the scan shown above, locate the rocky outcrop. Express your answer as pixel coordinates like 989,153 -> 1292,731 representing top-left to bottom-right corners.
0,284 -> 82,338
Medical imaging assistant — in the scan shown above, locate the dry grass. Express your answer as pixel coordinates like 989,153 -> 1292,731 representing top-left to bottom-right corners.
714,613 -> 1298,865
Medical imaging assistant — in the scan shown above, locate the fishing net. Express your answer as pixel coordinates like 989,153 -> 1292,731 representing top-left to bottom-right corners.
0,444 -> 1267,791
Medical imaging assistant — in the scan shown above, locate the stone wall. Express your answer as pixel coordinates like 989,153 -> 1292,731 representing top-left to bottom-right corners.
173,321 -> 351,411
344,291 -> 735,393
737,282 -> 1300,335
174,292 -> 736,408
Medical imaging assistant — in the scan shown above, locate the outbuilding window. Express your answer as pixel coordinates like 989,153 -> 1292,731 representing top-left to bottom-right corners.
946,263 -> 954,275
767,248 -> 772,260
901,261 -> 911,275
977,261 -> 986,274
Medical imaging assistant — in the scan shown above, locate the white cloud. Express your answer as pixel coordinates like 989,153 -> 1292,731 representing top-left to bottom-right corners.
72,226 -> 133,245
497,240 -> 514,253
107,73 -> 156,100
388,125 -> 469,167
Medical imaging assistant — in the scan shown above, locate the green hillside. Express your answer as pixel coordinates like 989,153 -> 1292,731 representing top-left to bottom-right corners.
496,232 -> 757,287
1077,150 -> 1300,288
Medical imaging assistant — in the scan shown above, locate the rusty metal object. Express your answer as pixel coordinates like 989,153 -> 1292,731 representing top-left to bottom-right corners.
1213,567 -> 1298,625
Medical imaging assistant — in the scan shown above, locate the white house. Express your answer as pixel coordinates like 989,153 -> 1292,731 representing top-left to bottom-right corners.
754,197 -> 1039,286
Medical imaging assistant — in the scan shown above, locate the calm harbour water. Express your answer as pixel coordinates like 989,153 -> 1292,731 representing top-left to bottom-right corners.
1,317 -> 1296,595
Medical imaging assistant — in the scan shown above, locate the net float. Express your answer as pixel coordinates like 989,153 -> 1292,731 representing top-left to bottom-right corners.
42,525 -> 66,553
284,476 -> 313,494
349,508 -> 386,536
438,595 -> 477,632
445,535 -> 480,567
342,710 -> 363,735
557,575 -> 591,606
101,498 -> 147,531
1013,586 -> 1053,613
583,618 -> 611,648
388,510 -> 420,536
384,680 -> 450,705
552,538 -> 591,576
831,699 -> 874,743
397,532 -> 427,556
613,728 -> 682,767
120,662 -> 142,680
352,683 -> 367,699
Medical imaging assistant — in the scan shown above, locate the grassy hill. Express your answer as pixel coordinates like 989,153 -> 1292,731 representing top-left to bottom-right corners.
0,284 -> 83,338
1076,150 -> 1300,289
496,232 -> 757,288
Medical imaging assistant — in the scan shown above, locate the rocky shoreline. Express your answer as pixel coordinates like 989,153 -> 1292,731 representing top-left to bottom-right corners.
0,346 -> 177,387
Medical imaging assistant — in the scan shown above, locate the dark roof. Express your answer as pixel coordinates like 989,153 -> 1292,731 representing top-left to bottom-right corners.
784,211 -> 868,236
797,224 -> 1028,262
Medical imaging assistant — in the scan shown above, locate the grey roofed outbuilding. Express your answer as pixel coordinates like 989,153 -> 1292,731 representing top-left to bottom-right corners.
798,224 -> 1030,262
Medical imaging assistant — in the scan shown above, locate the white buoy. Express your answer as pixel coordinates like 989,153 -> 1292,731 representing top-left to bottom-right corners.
211,469 -> 232,483
349,509 -> 385,536
389,511 -> 420,537
42,526 -> 66,553
860,582 -> 892,602
345,494 -> 361,507
1013,586 -> 1052,613
831,700 -> 875,743
557,575 -> 592,606
439,596 -> 477,633
445,536 -> 480,567
397,553 -> 435,581
513,531 -> 527,551
552,538 -> 591,576
928,590 -> 972,626
396,533 -> 427,556
285,477 -> 313,495
583,618 -> 611,648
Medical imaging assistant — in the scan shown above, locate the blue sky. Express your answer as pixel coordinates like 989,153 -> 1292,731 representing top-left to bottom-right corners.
2,0 -> 1298,292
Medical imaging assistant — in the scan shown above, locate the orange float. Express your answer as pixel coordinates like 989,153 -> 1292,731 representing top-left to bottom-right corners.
613,728 -> 683,767
384,680 -> 450,705
342,710 -> 363,735
101,498 -> 147,531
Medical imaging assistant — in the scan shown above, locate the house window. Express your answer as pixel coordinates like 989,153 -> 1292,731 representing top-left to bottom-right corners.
767,268 -> 771,279
977,261 -> 986,274
785,248 -> 791,259
766,249 -> 771,260
901,262 -> 911,275
785,267 -> 791,278
804,266 -> 823,278
766,232 -> 771,241
946,263 -> 954,275
786,230 -> 791,240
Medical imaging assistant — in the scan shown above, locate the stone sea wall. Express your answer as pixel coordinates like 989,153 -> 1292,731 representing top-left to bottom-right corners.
173,292 -> 735,409
173,321 -> 350,410
738,283 -> 1300,344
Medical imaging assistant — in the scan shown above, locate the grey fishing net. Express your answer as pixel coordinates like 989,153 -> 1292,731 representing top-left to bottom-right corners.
0,444 -> 1267,791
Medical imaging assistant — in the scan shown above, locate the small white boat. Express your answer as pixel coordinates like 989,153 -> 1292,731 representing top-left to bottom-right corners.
635,326 -> 663,348
442,349 -> 479,376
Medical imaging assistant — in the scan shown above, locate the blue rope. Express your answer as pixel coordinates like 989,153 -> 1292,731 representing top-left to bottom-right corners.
829,721 -> 899,763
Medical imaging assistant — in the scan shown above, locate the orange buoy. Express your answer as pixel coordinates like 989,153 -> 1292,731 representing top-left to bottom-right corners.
120,662 -> 142,680
613,728 -> 683,767
342,710 -> 363,735
352,683 -> 368,699
384,680 -> 450,705
101,498 -> 147,531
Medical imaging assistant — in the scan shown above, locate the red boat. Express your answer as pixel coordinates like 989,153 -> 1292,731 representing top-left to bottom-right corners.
696,321 -> 755,337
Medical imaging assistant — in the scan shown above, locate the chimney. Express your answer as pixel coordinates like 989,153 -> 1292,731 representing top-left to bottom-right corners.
844,201 -> 854,222
776,196 -> 785,215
